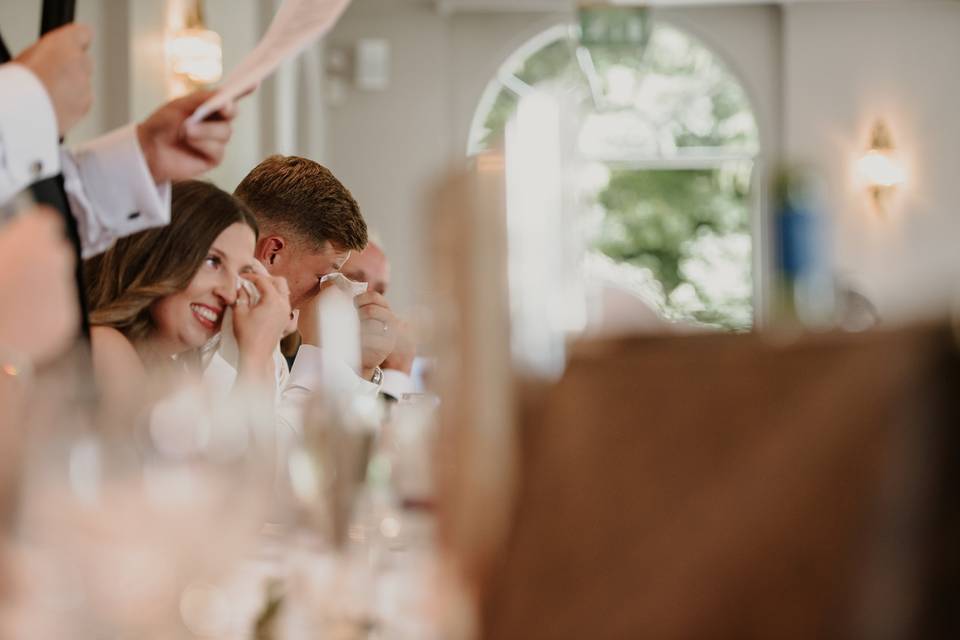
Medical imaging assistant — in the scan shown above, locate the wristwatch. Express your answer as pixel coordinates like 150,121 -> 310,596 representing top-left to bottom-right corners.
370,366 -> 383,386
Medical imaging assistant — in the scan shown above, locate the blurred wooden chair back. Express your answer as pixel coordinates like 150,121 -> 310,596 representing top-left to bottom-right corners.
481,325 -> 960,640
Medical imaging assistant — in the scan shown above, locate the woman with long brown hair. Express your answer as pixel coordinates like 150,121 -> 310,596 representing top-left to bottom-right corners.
85,180 -> 291,403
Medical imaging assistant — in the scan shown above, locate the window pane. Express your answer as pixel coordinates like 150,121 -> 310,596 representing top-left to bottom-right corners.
592,164 -> 754,330
470,20 -> 760,331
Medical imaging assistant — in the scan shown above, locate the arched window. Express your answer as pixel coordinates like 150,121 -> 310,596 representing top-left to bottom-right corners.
469,20 -> 760,330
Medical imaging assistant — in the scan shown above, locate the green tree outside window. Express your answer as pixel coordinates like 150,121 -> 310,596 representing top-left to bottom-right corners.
470,22 -> 759,330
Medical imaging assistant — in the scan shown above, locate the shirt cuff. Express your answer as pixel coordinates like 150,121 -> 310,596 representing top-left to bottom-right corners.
381,368 -> 415,399
288,344 -> 381,397
0,63 -> 60,202
67,124 -> 171,257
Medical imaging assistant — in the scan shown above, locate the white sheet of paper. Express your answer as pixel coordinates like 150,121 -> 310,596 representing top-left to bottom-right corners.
187,0 -> 353,125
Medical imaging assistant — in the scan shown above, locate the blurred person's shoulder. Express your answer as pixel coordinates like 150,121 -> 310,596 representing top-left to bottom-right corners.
91,325 -> 146,382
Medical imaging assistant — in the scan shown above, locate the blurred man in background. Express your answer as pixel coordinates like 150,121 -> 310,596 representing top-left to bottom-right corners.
341,240 -> 419,399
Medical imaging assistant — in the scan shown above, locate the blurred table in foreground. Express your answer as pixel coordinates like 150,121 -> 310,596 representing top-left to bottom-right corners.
482,324 -> 960,640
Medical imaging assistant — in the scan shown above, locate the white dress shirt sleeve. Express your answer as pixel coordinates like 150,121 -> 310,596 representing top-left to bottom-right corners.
272,348 -> 300,440
0,62 -> 171,256
278,344 -> 381,434
63,124 -> 172,258
0,63 -> 60,205
380,368 -> 415,400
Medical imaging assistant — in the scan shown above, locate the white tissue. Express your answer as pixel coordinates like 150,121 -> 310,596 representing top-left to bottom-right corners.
319,272 -> 368,297
235,260 -> 271,306
237,278 -> 261,305
317,285 -> 362,381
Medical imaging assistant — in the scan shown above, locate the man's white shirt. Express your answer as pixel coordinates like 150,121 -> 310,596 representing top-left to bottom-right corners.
381,367 -> 415,400
0,62 -> 170,254
201,310 -> 381,440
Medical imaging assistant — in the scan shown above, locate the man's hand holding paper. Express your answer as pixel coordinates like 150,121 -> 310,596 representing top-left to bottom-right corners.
137,90 -> 237,184
187,0 -> 354,125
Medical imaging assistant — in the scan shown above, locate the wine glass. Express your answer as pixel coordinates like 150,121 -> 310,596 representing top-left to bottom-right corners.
8,373 -> 278,639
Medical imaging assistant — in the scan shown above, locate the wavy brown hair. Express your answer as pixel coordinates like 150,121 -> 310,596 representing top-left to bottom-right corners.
85,180 -> 258,340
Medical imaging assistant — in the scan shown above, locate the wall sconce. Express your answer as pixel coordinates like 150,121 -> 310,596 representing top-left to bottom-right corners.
324,39 -> 392,108
166,0 -> 222,87
355,39 -> 391,91
856,122 -> 906,215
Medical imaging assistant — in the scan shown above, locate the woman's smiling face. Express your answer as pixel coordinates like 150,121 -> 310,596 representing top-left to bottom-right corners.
150,223 -> 257,353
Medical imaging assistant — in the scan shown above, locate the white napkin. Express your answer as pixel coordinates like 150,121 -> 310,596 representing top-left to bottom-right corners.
318,272 -> 368,297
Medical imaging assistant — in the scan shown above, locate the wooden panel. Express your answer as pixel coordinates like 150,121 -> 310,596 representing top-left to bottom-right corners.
481,325 -> 960,639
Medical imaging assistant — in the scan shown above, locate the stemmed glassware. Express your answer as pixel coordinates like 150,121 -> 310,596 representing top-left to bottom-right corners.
279,389 -> 384,639
6,369 -> 277,639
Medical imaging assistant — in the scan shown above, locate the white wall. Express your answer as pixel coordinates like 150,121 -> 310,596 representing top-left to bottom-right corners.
202,0 -> 266,190
782,1 -> 960,322
325,0 -> 461,314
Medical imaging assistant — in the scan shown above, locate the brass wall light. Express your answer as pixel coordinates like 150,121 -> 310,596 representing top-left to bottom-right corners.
856,122 -> 906,216
166,0 -> 223,88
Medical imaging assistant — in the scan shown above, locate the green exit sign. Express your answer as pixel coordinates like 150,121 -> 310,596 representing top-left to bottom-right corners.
578,4 -> 651,48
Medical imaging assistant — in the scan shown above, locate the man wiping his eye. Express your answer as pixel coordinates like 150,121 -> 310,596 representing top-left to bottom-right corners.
202,155 -> 399,437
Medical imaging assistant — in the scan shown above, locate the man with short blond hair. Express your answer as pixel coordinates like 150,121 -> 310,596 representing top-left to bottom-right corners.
234,155 -> 368,310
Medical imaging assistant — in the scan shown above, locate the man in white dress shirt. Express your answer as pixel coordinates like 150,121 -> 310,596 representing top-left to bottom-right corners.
0,22 -> 237,516
0,24 -> 235,256
201,155 -> 400,436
